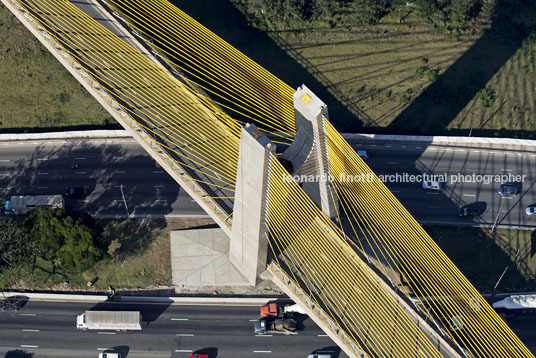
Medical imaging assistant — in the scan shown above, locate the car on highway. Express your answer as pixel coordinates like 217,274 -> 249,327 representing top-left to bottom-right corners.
0,301 -> 19,312
527,206 -> 536,216
307,353 -> 332,358
458,205 -> 482,218
64,186 -> 89,198
188,354 -> 209,358
422,181 -> 444,190
357,150 -> 369,160
99,353 -> 120,358
498,183 -> 518,198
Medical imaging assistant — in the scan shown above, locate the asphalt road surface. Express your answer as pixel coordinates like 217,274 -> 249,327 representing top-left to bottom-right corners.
1,138 -> 535,229
350,139 -> 536,229
0,300 -> 347,358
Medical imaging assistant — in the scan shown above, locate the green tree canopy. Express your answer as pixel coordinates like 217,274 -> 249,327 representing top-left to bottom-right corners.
0,218 -> 35,269
25,207 -> 104,271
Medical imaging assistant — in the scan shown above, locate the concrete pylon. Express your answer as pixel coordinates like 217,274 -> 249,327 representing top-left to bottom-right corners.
229,123 -> 275,285
281,84 -> 338,219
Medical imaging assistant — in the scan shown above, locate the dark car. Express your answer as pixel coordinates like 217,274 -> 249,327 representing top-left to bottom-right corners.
458,205 -> 481,218
498,183 -> 518,198
64,186 -> 89,198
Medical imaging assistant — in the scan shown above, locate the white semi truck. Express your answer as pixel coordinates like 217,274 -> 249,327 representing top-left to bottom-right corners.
4,195 -> 64,215
76,311 -> 142,331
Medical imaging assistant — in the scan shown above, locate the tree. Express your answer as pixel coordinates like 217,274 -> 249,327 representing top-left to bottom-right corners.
415,0 -> 439,20
26,207 -> 104,271
350,0 -> 390,25
0,218 -> 35,269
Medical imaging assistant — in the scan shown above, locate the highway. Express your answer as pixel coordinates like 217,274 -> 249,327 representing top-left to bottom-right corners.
0,300 -> 346,358
351,139 -> 536,228
0,137 -> 535,229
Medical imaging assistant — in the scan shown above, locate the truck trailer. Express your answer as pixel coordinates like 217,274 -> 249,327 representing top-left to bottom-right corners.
76,311 -> 142,331
4,195 -> 64,215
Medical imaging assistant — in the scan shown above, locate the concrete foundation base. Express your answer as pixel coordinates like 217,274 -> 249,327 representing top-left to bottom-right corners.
170,228 -> 252,287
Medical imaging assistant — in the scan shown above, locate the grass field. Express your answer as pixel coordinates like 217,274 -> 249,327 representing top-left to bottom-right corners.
0,218 -> 213,291
209,1 -> 536,136
0,4 -> 113,131
426,226 -> 536,293
1,1 -> 534,136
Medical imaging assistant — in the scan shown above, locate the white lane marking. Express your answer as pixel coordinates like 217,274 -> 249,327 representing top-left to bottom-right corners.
155,200 -> 167,203
425,192 -> 439,195
113,156 -> 124,160
97,332 -> 116,335
463,194 -> 476,197
387,162 -> 398,165
17,142 -> 24,145
473,150 -> 480,153
318,334 -> 328,337
75,171 -> 87,174
19,313 -> 36,316
254,351 -> 272,353
0,174 -> 9,176
114,171 -> 126,174
176,334 -> 194,337
75,157 -> 86,160
255,334 -> 273,337
502,210 -> 509,213
20,345 -> 38,348
77,200 -> 89,203
37,172 -> 48,175
249,319 -> 257,322
154,185 -> 165,188
153,170 -> 164,174
97,348 -> 109,351
385,145 -> 392,148
22,329 -> 40,332
175,350 -> 193,353
0,159 -> 10,162
0,187 -> 11,190
502,169 -> 512,172
37,186 -> 48,189
455,149 -> 465,152
37,158 -> 48,161
171,318 -> 188,321
415,146 -> 422,149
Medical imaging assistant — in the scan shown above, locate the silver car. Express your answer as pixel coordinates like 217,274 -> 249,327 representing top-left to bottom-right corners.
526,206 -> 536,216
422,181 -> 444,190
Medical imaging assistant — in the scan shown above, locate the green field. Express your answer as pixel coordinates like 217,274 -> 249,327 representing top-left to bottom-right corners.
0,218 -> 211,291
0,4 -> 113,131
1,1 -> 534,137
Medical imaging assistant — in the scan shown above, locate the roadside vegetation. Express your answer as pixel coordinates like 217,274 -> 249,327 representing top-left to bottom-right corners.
426,225 -> 536,293
0,208 -> 212,291
0,4 -> 113,131
226,0 -> 536,136
2,1 -> 534,137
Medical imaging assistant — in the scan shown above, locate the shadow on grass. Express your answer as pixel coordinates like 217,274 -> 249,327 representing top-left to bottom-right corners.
168,0 -> 364,133
388,0 -> 536,135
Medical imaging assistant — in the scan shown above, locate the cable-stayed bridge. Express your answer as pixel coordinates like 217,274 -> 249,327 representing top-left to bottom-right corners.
2,0 -> 532,356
